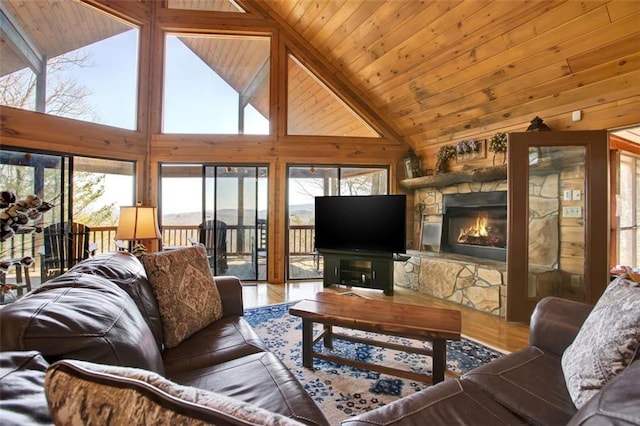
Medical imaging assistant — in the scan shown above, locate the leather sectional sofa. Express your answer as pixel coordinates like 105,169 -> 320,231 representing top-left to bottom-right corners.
0,251 -> 329,425
1,249 -> 638,425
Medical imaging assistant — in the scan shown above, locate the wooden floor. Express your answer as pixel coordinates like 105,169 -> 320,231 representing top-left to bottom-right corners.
241,281 -> 530,354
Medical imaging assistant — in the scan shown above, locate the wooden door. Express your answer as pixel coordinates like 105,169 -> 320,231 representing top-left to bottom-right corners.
506,130 -> 609,322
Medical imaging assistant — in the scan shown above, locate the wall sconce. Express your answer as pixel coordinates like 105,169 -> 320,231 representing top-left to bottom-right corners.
403,149 -> 423,179
115,203 -> 162,256
526,116 -> 551,132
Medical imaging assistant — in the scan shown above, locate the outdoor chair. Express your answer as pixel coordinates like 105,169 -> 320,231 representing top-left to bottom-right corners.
252,218 -> 267,273
197,220 -> 227,273
40,222 -> 93,279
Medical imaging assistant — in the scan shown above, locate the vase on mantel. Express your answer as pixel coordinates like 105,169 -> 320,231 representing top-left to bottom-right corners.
492,152 -> 506,166
435,158 -> 448,174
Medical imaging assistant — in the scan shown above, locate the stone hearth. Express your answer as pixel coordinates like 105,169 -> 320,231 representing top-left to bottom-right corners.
394,251 -> 506,317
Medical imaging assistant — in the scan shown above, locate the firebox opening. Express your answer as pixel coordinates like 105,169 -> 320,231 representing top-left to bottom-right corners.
441,192 -> 507,262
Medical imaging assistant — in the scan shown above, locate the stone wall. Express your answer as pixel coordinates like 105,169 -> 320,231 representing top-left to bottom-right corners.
394,251 -> 506,317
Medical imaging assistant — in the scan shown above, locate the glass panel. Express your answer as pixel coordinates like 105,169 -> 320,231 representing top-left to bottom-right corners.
287,55 -> 379,137
163,34 -> 270,134
167,0 -> 245,12
160,164 -> 203,247
339,167 -> 388,195
288,166 -> 338,280
617,154 -> 639,267
0,1 -> 139,129
287,166 -> 389,279
73,157 -> 135,255
528,146 -> 586,302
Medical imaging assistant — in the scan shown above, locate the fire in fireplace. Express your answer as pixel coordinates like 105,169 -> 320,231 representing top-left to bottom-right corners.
440,191 -> 507,261
456,212 -> 506,248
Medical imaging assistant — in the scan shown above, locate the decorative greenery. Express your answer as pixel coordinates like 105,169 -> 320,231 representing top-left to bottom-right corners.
437,145 -> 457,161
435,145 -> 457,174
489,132 -> 507,154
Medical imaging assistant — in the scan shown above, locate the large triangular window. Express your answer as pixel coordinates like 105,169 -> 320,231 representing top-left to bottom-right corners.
287,54 -> 379,138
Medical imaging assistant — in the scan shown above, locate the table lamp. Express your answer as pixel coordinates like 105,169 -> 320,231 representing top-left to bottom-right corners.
115,204 -> 161,256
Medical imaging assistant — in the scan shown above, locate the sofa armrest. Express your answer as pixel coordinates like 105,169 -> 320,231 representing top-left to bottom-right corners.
529,296 -> 593,356
214,276 -> 244,317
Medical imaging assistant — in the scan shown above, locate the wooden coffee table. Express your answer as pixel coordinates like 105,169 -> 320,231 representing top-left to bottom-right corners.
289,292 -> 461,384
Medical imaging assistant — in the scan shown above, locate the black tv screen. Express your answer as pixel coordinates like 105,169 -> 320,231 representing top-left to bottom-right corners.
314,194 -> 406,255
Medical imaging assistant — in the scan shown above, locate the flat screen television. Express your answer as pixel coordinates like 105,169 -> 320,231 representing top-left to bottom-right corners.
314,194 -> 406,255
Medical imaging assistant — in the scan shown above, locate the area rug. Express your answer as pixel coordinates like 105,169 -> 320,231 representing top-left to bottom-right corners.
244,302 -> 504,425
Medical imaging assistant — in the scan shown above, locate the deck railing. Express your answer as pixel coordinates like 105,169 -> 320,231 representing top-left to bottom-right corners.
1,224 -> 317,272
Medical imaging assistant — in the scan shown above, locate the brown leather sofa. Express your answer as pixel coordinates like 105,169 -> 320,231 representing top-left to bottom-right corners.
341,296 -> 640,426
0,251 -> 328,426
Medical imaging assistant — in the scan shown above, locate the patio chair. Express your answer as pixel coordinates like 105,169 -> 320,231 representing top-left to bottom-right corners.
252,218 -> 267,273
198,220 -> 227,273
40,222 -> 92,279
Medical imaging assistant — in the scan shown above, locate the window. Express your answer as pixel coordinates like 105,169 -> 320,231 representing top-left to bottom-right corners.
618,153 -> 639,267
163,34 -> 270,135
160,164 -> 268,280
0,0 -> 139,130
287,166 -> 389,279
0,148 -> 135,283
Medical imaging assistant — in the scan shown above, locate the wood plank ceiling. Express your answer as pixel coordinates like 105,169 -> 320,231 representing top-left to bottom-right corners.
258,0 -> 640,150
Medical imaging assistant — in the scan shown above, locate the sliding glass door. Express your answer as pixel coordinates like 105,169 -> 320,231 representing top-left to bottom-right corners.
1,148 -> 135,284
287,166 -> 388,280
160,164 -> 268,281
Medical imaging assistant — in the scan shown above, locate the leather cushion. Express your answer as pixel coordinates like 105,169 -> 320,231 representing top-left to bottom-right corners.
463,346 -> 576,425
69,251 -> 164,349
0,351 -> 52,426
0,272 -> 165,375
142,245 -> 223,348
171,351 -> 329,426
163,316 -> 268,377
45,359 -> 305,426
341,379 -> 525,426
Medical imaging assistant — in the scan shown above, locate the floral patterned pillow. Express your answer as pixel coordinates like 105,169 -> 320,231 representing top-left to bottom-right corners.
561,275 -> 640,408
142,245 -> 223,348
45,359 -> 304,426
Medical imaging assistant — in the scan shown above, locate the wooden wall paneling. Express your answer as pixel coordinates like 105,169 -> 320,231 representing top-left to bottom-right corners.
0,107 -> 146,158
271,157 -> 285,283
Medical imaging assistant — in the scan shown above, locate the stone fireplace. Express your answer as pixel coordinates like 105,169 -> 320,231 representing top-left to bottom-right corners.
395,179 -> 509,317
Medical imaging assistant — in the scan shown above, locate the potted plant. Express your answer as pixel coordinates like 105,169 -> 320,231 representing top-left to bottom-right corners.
489,132 -> 507,164
435,145 -> 456,174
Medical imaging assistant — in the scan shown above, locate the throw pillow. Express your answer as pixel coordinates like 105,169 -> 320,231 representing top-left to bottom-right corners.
45,359 -> 304,426
142,245 -> 223,348
561,275 -> 640,408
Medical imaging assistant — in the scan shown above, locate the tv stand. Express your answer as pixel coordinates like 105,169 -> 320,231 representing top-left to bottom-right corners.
321,251 -> 394,295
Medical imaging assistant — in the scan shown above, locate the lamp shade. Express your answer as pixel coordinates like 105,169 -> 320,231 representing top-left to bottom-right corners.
115,205 -> 161,241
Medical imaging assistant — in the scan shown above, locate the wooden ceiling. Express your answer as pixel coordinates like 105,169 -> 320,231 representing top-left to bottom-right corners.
255,0 -> 640,150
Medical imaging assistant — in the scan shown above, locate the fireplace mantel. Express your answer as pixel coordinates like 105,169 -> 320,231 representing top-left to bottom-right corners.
400,164 -> 507,189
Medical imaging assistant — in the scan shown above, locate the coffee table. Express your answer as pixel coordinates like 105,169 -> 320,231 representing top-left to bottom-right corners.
289,292 -> 461,384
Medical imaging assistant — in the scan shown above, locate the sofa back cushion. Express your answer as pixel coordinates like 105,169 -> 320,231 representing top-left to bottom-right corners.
0,271 -> 165,375
69,251 -> 164,348
45,359 -> 305,426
